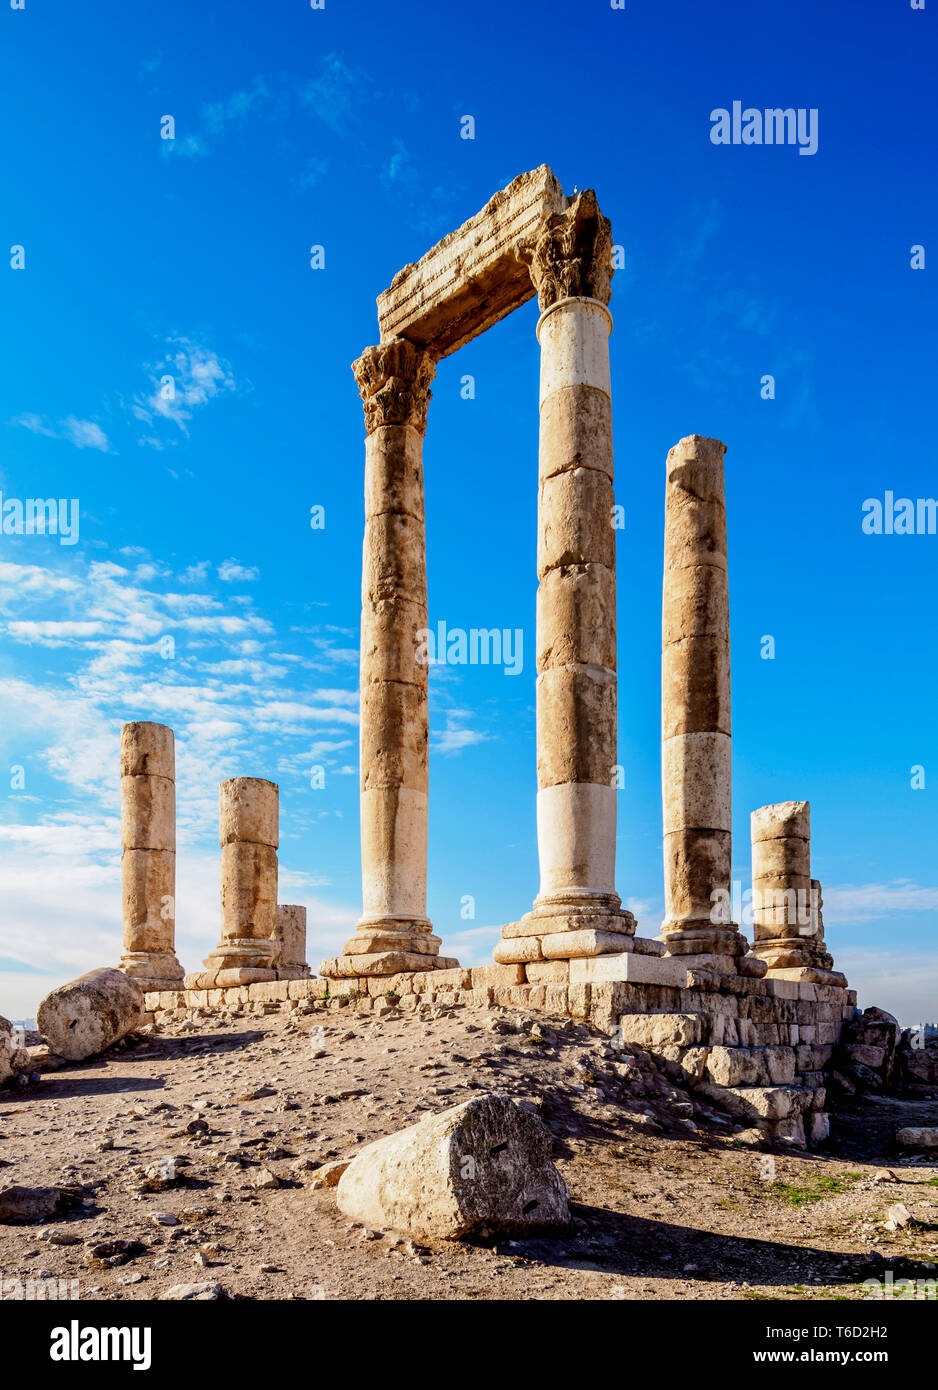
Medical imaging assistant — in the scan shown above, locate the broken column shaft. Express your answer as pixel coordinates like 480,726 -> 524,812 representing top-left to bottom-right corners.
750,801 -> 846,985
118,721 -> 184,991
201,777 -> 279,986
661,435 -> 747,970
272,904 -> 311,980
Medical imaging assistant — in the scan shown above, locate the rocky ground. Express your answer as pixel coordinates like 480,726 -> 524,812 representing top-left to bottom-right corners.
1,998 -> 937,1301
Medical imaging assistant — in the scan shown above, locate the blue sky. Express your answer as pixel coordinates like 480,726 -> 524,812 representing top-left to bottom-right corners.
1,0 -> 936,1023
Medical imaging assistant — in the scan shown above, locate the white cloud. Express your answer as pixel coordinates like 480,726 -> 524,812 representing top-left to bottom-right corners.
0,550 -> 367,1013
7,620 -> 106,645
835,948 -> 938,1027
13,412 -> 112,452
179,561 -> 211,584
822,880 -> 938,923
218,559 -> 260,583
132,338 -> 237,440
433,706 -> 490,755
161,77 -> 273,161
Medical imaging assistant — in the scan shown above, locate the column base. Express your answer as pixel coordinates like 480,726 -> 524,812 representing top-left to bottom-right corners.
332,917 -> 442,974
661,921 -> 749,974
763,966 -> 848,987
118,951 -> 184,994
751,938 -> 838,979
275,965 -> 312,981
496,891 -> 640,963
202,938 -> 276,982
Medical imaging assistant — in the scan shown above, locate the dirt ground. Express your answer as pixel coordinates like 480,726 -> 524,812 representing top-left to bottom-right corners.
1,999 -> 937,1302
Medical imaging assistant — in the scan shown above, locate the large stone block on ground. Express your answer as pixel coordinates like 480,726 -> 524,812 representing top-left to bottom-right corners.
376,166 -> 564,356
897,1127 -> 938,1149
37,968 -> 145,1061
336,1094 -> 570,1240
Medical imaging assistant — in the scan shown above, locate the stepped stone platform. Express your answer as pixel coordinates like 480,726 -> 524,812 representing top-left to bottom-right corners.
144,952 -> 855,1150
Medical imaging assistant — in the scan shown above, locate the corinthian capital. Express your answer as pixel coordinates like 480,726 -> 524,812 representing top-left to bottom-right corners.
522,189 -> 614,311
351,338 -> 437,435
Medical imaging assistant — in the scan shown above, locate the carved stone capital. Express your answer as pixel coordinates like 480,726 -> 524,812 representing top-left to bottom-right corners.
522,189 -> 614,311
352,338 -> 437,435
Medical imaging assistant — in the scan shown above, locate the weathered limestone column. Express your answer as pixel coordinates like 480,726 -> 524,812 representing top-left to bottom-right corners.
320,339 -> 454,980
38,968 -> 145,1062
272,904 -> 311,980
661,435 -> 748,971
497,192 -> 637,965
750,801 -> 846,985
201,778 -> 279,986
118,721 -> 184,991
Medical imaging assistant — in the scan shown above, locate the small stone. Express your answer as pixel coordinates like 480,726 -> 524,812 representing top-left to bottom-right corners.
150,1212 -> 180,1226
309,1160 -> 350,1190
885,1202 -> 913,1229
87,1239 -> 146,1268
139,1157 -> 179,1191
252,1168 -> 281,1190
160,1281 -> 225,1300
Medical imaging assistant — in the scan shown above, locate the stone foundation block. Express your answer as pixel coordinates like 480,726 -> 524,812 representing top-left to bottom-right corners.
524,960 -> 570,984
469,964 -> 525,988
494,936 -> 543,964
540,929 -> 632,959
617,1013 -> 703,1048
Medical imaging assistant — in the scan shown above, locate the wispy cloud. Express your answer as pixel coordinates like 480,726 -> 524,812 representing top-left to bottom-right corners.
822,879 -> 938,923
299,54 -> 364,134
13,412 -> 112,452
0,550 -> 362,1014
834,948 -> 938,1027
132,337 -> 237,442
434,707 -> 490,756
161,76 -> 274,160
218,559 -> 260,583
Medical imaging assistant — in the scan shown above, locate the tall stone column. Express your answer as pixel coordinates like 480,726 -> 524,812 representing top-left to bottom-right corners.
661,435 -> 747,971
497,191 -> 636,966
320,338 -> 452,980
750,801 -> 846,985
118,721 -> 184,992
202,778 -> 279,986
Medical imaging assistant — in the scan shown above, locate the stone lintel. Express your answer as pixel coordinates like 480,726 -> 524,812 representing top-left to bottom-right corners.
376,165 -> 565,357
